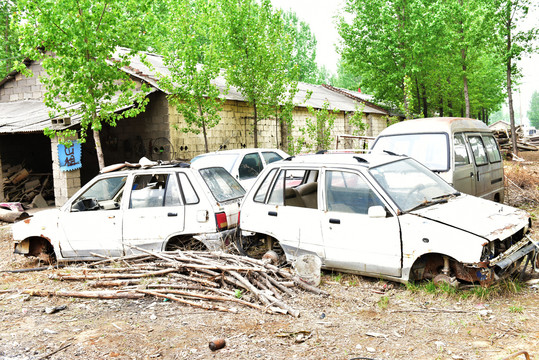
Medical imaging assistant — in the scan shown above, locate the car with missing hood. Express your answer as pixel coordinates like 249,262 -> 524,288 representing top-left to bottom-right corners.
12,160 -> 245,262
238,153 -> 536,286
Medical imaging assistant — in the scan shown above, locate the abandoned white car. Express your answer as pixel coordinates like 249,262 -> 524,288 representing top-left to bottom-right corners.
239,153 -> 535,286
13,162 -> 245,262
190,148 -> 289,191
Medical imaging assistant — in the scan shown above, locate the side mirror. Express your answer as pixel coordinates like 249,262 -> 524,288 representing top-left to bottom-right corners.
368,205 -> 386,218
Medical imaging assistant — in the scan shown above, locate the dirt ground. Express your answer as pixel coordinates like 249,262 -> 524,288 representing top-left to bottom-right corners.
1,155 -> 539,360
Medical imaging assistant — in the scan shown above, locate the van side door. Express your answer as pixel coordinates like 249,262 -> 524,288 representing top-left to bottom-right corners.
466,134 -> 490,197
452,133 -> 476,195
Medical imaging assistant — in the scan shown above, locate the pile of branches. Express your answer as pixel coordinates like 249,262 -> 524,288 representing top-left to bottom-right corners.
22,248 -> 327,317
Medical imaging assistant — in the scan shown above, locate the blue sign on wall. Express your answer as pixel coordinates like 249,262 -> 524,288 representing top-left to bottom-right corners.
58,142 -> 82,172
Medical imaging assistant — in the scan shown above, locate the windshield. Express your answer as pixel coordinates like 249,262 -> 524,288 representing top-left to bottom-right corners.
369,158 -> 457,212
198,167 -> 246,202
371,133 -> 449,172
190,153 -> 239,173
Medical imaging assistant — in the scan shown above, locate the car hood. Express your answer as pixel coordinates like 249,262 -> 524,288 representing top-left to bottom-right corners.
412,195 -> 529,241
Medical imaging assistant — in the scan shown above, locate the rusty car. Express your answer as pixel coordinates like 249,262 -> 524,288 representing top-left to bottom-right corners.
238,153 -> 536,286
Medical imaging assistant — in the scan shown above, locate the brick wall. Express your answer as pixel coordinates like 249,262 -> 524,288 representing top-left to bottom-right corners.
51,136 -> 81,207
0,61 -> 46,103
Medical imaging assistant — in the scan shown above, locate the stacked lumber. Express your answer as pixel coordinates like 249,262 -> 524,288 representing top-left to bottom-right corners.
492,127 -> 538,152
1,163 -> 53,208
23,248 -> 328,317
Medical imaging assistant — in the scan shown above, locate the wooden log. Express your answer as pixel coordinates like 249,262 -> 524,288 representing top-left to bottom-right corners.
161,289 -> 267,311
22,289 -> 145,299
51,268 -> 177,280
10,169 -> 30,184
137,289 -> 237,313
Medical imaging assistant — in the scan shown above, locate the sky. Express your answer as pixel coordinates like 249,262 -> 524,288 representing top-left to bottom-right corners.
270,0 -> 539,125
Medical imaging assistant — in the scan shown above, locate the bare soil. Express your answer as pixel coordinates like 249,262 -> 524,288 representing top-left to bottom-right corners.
1,158 -> 539,360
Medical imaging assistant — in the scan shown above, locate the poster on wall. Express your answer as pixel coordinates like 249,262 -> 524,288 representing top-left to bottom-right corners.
58,142 -> 82,172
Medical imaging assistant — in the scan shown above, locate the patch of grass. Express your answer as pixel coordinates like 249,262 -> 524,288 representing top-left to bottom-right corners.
234,289 -> 243,299
508,304 -> 524,313
377,295 -> 389,310
404,277 -> 526,301
331,273 -> 343,283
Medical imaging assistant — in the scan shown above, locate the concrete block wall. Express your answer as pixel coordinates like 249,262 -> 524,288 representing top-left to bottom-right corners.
169,99 -> 389,159
51,136 -> 81,207
102,91 -> 171,164
0,61 -> 46,103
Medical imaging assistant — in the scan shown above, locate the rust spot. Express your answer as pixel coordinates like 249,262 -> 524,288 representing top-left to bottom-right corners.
24,218 -> 31,224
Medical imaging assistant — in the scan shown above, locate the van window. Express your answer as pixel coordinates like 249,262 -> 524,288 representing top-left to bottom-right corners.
372,133 -> 449,172
468,136 -> 488,166
482,135 -> 502,163
453,134 -> 470,166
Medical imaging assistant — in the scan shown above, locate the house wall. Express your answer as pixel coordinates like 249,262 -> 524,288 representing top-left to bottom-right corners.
0,61 -> 46,103
101,91 -> 171,164
169,100 -> 388,159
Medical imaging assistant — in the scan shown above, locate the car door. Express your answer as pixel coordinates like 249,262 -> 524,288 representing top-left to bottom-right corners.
122,171 -> 185,253
247,167 -> 325,259
58,175 -> 127,258
452,133 -> 476,195
321,169 -> 402,277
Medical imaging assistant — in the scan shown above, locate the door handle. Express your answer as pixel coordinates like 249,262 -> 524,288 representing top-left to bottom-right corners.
268,211 -> 277,217
168,212 -> 178,217
469,172 -> 474,178
329,218 -> 340,224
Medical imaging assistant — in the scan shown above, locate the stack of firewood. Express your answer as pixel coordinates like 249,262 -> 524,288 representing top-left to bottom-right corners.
2,163 -> 53,207
493,127 -> 539,152
22,248 -> 328,317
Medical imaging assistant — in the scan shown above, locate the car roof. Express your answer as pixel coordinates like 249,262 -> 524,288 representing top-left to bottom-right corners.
377,117 -> 490,136
193,148 -> 289,157
272,153 -> 407,169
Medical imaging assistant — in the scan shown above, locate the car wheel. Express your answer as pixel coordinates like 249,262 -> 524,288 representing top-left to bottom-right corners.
165,237 -> 207,252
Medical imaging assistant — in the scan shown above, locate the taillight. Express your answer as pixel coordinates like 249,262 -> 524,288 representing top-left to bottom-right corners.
215,212 -> 228,231
237,211 -> 241,224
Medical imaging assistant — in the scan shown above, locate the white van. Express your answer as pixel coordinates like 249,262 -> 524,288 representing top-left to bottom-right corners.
371,117 -> 504,202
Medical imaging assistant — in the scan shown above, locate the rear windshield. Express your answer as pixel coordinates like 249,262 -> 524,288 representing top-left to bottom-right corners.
198,167 -> 246,202
190,154 -> 239,173
372,133 -> 449,172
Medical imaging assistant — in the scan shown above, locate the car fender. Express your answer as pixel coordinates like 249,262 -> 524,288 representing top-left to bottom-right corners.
399,213 -> 486,277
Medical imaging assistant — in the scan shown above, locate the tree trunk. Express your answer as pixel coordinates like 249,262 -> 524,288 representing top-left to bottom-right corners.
199,104 -> 208,153
93,129 -> 105,170
462,50 -> 470,118
253,100 -> 258,148
506,9 -> 518,156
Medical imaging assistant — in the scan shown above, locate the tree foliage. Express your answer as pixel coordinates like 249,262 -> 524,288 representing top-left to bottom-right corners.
155,0 -> 225,153
528,91 -> 539,129
16,0 -> 151,169
221,0 -> 298,147
296,101 -> 338,153
337,0 -> 506,120
282,11 -> 318,83
0,0 -> 19,79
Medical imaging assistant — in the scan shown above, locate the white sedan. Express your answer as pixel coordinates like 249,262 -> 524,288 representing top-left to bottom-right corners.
239,153 -> 535,286
190,148 -> 289,191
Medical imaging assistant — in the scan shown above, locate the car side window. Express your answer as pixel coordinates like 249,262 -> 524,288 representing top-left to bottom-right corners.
267,169 -> 319,208
482,135 -> 502,163
239,153 -> 263,180
453,133 -> 470,166
326,170 -> 384,214
262,151 -> 284,164
130,174 -> 168,209
254,168 -> 278,203
468,136 -> 488,166
71,176 -> 126,212
164,174 -> 182,206
178,173 -> 199,204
